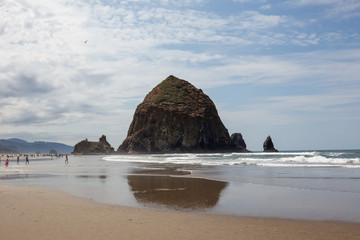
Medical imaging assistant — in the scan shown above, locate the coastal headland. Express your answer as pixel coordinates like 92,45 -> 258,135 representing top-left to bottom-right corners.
1,185 -> 359,240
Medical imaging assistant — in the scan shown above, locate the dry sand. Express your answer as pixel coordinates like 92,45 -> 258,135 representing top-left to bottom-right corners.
1,185 -> 359,240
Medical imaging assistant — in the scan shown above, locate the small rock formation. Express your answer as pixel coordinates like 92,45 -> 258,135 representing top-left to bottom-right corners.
72,135 -> 114,154
231,133 -> 249,151
118,75 -> 242,153
263,135 -> 279,152
99,135 -> 112,148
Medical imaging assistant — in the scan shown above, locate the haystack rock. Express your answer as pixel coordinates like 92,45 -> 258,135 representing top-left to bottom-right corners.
118,75 -> 243,153
72,135 -> 114,154
263,135 -> 279,152
231,133 -> 249,151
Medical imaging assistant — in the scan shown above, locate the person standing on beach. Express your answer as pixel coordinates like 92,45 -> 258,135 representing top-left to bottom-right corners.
25,155 -> 29,165
65,155 -> 69,165
17,155 -> 20,164
5,158 -> 9,167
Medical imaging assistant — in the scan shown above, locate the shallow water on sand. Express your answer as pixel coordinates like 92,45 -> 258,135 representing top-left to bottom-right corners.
1,151 -> 360,222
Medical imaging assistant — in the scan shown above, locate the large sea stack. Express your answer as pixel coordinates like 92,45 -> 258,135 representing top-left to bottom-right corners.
118,75 -> 241,153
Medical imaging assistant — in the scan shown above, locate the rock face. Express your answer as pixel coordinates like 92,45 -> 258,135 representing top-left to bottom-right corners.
231,133 -> 248,151
73,135 -> 114,154
118,75 -> 240,153
263,135 -> 279,152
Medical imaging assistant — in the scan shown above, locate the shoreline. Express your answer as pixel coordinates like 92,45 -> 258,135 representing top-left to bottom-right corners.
1,185 -> 360,240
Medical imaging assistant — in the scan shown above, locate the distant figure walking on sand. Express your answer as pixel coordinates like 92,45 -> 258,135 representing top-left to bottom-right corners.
25,155 -> 29,165
5,158 -> 9,167
65,155 -> 69,165
17,155 -> 20,164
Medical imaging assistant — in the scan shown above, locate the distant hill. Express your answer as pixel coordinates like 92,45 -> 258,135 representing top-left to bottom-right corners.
0,146 -> 18,154
0,138 -> 73,154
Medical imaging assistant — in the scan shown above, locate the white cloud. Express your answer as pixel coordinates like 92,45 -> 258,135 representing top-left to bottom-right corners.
233,0 -> 267,3
214,48 -> 360,136
327,1 -> 360,18
234,89 -> 360,126
124,0 -> 205,7
1,0 -> 359,147
290,32 -> 320,46
160,0 -> 205,6
260,4 -> 271,10
290,0 -> 339,5
230,11 -> 287,30
288,0 -> 360,18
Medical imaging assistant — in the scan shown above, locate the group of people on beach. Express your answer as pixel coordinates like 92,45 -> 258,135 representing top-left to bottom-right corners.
1,155 -> 30,167
1,154 -> 69,167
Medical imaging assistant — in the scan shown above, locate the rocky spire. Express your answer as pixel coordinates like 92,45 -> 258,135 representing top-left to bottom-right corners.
263,135 -> 279,152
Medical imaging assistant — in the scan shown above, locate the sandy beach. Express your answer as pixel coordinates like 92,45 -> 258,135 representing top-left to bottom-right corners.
1,185 -> 359,240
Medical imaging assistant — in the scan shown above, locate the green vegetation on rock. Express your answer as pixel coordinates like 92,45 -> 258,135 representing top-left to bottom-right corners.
153,76 -> 185,104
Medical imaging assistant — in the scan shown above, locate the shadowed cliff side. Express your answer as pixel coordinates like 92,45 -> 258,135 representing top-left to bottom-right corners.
231,133 -> 251,152
118,75 -> 247,153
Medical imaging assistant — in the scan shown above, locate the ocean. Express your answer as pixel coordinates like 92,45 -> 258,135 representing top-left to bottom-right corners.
1,150 -> 360,222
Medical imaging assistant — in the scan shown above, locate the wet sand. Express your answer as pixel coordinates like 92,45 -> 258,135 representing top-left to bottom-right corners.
1,185 -> 360,240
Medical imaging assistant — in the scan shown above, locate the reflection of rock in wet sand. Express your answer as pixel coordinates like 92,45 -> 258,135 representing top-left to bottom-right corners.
131,166 -> 191,176
76,175 -> 107,184
0,174 -> 52,180
127,175 -> 228,210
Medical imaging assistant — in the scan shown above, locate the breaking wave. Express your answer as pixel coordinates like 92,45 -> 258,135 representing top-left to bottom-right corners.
103,150 -> 360,168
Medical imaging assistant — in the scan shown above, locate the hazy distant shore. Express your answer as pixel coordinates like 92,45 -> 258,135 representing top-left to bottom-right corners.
1,185 -> 359,240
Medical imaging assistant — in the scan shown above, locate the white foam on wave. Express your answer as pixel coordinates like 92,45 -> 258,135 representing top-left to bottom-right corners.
258,163 -> 360,168
103,152 -> 360,168
276,156 -> 360,164
223,152 -> 316,157
103,155 -> 161,163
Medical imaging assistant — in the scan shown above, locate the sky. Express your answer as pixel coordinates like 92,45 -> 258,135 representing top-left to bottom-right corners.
1,0 -> 359,151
